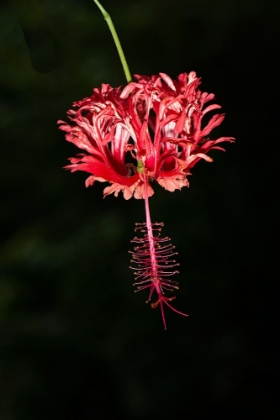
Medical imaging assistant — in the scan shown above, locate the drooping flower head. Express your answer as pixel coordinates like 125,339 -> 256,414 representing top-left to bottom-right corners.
58,71 -> 234,329
58,72 -> 234,200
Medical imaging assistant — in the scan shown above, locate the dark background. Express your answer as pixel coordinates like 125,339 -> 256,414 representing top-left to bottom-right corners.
1,0 -> 279,419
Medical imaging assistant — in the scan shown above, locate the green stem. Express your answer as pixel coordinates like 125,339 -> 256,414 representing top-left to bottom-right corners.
93,0 -> 132,83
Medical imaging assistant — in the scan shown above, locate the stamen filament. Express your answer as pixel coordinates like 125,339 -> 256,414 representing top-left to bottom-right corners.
129,174 -> 188,329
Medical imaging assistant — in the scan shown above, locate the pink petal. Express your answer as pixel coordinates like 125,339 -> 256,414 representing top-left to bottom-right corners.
159,73 -> 176,91
200,114 -> 225,137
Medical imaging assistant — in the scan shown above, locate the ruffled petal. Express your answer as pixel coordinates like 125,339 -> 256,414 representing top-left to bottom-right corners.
59,72 -> 234,198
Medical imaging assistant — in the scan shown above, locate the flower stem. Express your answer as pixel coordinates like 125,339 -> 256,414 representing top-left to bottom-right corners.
93,0 -> 132,83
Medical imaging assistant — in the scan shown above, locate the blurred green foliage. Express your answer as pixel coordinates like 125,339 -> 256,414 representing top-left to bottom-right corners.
0,0 -> 279,419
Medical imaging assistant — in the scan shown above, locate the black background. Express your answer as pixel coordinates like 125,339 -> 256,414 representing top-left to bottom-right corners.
1,0 -> 279,419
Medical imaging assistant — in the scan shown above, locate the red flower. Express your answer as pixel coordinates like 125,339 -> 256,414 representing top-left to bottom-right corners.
58,72 -> 234,199
58,72 -> 234,328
